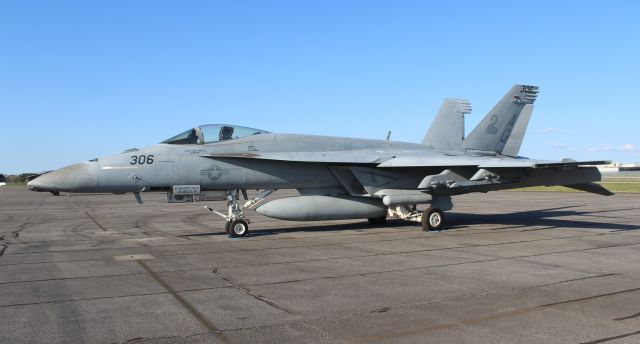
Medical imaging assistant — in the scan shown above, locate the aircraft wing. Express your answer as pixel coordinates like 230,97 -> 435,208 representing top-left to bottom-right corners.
205,151 -> 609,169
202,151 -> 394,164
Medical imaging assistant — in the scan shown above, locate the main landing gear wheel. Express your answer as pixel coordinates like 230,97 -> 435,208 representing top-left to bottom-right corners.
224,221 -> 232,236
228,219 -> 249,238
421,207 -> 445,232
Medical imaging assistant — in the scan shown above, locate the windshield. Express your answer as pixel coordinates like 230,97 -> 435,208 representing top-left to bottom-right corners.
161,125 -> 269,145
161,129 -> 199,144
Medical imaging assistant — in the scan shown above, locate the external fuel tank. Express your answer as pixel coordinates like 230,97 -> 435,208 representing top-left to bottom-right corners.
256,195 -> 387,221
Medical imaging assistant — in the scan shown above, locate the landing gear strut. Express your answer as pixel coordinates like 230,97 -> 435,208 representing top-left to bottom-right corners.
205,189 -> 275,238
387,202 -> 448,232
225,189 -> 246,238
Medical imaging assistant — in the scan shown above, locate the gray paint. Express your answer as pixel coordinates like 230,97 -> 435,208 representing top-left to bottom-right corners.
256,195 -> 387,221
422,98 -> 471,151
502,104 -> 533,157
462,85 -> 538,154
27,84 -> 611,224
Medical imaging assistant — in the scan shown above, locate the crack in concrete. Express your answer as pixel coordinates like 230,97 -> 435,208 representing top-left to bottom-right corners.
614,311 -> 640,321
212,268 -> 296,316
355,284 -> 640,343
0,199 -> 47,262
67,197 -> 107,232
114,331 -> 214,344
580,330 -> 640,344
0,285 -> 231,308
298,321 -> 332,341
541,286 -> 640,308
137,260 -> 231,343
179,274 -> 635,342
83,211 -> 107,231
225,240 -> 640,272
3,240 -> 639,287
6,216 -> 33,243
286,273 -> 622,328
0,271 -> 150,286
228,243 -> 636,288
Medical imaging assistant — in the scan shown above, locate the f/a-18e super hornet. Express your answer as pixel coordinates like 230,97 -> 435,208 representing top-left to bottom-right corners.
28,85 -> 612,237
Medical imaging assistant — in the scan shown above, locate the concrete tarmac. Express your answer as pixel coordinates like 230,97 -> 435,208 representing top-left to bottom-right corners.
1,187 -> 639,343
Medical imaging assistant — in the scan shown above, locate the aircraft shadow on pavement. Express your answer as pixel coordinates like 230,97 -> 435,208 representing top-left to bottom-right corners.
180,219 -> 416,238
446,205 -> 640,232
180,205 -> 640,238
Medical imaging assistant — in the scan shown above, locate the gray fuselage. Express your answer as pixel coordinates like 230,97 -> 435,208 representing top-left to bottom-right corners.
28,133 -> 434,194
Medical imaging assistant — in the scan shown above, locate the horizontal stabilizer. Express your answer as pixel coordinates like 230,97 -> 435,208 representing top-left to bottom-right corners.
377,155 -> 610,169
533,160 -> 611,168
564,183 -> 614,196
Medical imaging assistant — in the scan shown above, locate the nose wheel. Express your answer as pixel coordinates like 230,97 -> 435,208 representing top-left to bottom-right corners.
206,189 -> 275,238
421,207 -> 445,231
227,219 -> 249,237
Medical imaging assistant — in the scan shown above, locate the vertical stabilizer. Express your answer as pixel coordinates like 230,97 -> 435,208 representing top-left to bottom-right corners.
501,104 -> 533,157
422,98 -> 471,151
462,85 -> 538,155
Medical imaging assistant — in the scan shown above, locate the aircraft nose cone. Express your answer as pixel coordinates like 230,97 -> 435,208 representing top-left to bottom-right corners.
28,162 -> 99,193
27,177 -> 46,191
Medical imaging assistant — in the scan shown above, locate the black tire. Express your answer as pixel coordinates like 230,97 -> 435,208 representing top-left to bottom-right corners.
229,219 -> 249,238
421,208 -> 445,231
367,216 -> 387,225
224,221 -> 231,236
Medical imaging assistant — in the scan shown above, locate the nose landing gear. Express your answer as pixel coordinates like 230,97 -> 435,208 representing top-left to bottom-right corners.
205,189 -> 275,238
227,219 -> 249,237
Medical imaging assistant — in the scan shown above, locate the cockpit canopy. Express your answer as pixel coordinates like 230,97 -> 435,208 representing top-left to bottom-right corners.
162,124 -> 270,145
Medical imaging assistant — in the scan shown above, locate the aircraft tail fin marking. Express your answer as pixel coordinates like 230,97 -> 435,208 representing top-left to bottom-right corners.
462,85 -> 538,155
422,98 -> 471,151
501,104 -> 534,157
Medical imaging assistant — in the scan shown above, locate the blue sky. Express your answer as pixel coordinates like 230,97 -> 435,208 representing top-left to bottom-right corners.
1,1 -> 639,174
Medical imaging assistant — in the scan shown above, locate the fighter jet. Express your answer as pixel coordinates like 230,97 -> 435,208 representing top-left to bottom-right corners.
28,85 -> 612,237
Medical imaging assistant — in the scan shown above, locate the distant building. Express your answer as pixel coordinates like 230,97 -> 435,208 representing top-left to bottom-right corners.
597,163 -> 640,173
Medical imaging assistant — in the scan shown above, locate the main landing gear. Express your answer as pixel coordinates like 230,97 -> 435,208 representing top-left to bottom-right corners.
387,202 -> 449,232
421,207 -> 445,232
206,189 -> 275,238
